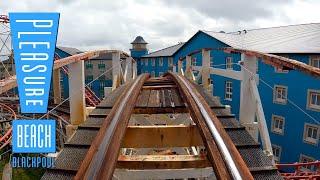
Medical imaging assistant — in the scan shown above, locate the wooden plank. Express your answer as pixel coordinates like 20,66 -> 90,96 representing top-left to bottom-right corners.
133,107 -> 187,114
159,89 -> 166,107
114,168 -> 214,179
135,90 -> 150,107
122,125 -> 203,148
171,89 -> 184,107
164,89 -> 172,107
147,90 -> 160,107
142,85 -> 177,89
117,155 -> 211,169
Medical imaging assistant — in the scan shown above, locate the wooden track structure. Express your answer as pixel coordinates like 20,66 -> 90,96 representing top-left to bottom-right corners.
41,73 -> 281,180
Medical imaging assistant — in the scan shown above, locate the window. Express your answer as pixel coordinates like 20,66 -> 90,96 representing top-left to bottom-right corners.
86,75 -> 93,82
192,57 -> 197,66
274,67 -> 289,73
99,75 -> 105,81
226,57 -> 233,70
86,75 -> 93,88
159,58 -> 163,66
272,145 -> 281,163
307,90 -> 320,111
273,85 -> 288,104
151,71 -> 155,77
210,56 -> 214,67
168,58 -> 173,67
141,59 -> 144,66
300,154 -> 316,171
225,81 -> 232,101
271,115 -> 285,135
303,123 -> 319,145
85,60 -> 93,69
310,57 -> 320,68
98,60 -> 105,70
152,58 -> 155,67
159,72 -> 163,77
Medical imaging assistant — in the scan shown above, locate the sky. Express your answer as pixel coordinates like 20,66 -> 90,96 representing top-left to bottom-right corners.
1,0 -> 320,53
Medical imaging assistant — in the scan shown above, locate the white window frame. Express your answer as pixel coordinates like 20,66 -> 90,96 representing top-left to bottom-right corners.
307,89 -> 320,111
272,144 -> 282,163
271,115 -> 285,135
273,85 -> 288,105
168,57 -> 173,67
151,71 -> 155,77
225,81 -> 232,101
303,123 -> 319,145
299,154 -> 316,171
152,58 -> 155,67
159,58 -> 163,66
192,57 -> 197,66
309,56 -> 320,68
226,57 -> 233,70
210,56 -> 214,67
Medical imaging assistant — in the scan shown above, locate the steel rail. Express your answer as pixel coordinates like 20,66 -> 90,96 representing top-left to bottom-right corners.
75,74 -> 149,180
167,72 -> 253,180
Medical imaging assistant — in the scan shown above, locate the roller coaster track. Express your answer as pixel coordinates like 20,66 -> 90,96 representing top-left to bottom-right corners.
277,161 -> 320,179
42,73 -> 282,180
0,103 -> 16,150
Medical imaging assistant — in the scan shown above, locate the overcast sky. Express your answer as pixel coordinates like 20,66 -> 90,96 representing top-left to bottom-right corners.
2,0 -> 320,53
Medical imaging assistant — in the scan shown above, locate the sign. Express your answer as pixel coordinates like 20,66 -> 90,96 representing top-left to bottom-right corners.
9,13 -> 60,113
12,120 -> 56,153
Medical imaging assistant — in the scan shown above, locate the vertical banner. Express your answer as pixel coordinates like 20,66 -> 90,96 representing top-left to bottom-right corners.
9,13 -> 60,113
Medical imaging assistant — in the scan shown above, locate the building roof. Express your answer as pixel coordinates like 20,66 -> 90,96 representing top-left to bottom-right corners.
142,42 -> 185,58
90,52 -> 113,60
131,36 -> 148,44
202,23 -> 320,54
57,46 -> 83,55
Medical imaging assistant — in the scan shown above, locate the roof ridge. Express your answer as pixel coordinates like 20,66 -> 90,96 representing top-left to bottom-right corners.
203,22 -> 320,35
147,42 -> 185,55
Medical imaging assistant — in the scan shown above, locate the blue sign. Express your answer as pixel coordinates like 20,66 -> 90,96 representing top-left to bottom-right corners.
9,13 -> 60,113
12,120 -> 56,153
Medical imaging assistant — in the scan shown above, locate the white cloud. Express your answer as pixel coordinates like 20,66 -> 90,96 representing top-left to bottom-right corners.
1,0 -> 319,53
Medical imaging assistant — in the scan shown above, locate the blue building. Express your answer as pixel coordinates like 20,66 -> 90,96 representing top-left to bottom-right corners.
132,23 -> 320,164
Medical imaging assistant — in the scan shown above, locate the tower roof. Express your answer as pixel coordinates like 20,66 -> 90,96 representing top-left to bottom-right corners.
131,36 -> 148,44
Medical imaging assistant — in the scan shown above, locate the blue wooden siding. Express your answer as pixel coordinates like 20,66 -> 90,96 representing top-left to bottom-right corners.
136,31 -> 320,163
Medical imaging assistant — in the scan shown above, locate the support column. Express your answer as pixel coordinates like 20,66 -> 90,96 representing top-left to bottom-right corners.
132,59 -> 137,79
124,57 -> 133,82
52,69 -> 61,104
178,60 -> 183,75
67,61 -> 86,138
185,56 -> 194,80
239,53 -> 258,141
250,78 -> 274,161
112,51 -> 121,90
202,49 -> 210,90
